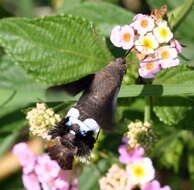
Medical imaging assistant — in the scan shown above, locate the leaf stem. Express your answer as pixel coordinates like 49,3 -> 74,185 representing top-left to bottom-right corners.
144,96 -> 152,123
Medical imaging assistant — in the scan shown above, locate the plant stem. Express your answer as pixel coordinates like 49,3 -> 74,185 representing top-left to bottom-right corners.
144,96 -> 152,123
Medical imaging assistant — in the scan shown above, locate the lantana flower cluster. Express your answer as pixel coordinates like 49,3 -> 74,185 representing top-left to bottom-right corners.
13,143 -> 78,190
99,137 -> 170,190
127,121 -> 156,150
26,103 -> 61,140
110,13 -> 182,78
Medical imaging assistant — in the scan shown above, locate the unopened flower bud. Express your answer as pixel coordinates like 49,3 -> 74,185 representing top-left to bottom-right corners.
127,121 -> 156,150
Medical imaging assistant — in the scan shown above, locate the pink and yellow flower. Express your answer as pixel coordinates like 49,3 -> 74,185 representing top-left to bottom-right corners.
156,46 -> 177,60
132,15 -> 155,35
138,57 -> 160,78
110,25 -> 135,50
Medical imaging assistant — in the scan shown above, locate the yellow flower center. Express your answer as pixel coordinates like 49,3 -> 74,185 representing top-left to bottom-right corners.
123,33 -> 131,42
159,27 -> 168,39
140,19 -> 149,28
142,38 -> 153,49
161,50 -> 170,59
132,165 -> 145,177
146,62 -> 154,70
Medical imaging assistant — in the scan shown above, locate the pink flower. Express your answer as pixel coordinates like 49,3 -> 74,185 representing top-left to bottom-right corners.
118,137 -> 144,164
54,171 -> 71,189
13,142 -> 29,155
35,155 -> 61,181
55,177 -> 69,189
132,15 -> 155,35
22,173 -> 41,190
170,39 -> 182,54
70,178 -> 79,190
141,180 -> 171,190
138,57 -> 161,78
121,136 -> 129,144
159,58 -> 180,69
156,46 -> 177,61
110,25 -> 135,50
13,143 -> 79,190
12,143 -> 36,174
133,14 -> 145,21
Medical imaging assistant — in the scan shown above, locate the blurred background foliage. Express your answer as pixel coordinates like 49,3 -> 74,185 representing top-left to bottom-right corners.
0,0 -> 194,190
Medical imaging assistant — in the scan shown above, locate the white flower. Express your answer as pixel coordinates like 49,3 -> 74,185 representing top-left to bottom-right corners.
110,25 -> 122,48
110,25 -> 135,50
127,157 -> 155,185
135,33 -> 159,54
153,21 -> 173,43
132,15 -> 155,35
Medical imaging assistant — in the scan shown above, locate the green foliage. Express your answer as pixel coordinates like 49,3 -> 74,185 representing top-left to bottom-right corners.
57,2 -> 134,36
0,56 -> 47,117
153,96 -> 192,125
0,15 -> 112,85
0,0 -> 194,189
168,0 -> 194,30
152,65 -> 194,125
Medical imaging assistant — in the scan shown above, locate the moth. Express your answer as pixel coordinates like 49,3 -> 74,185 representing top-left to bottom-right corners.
48,57 -> 126,169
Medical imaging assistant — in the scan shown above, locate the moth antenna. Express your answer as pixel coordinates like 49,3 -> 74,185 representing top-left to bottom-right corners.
126,58 -> 162,65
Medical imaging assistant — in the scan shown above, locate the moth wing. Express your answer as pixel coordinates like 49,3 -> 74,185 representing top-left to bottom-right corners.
99,95 -> 116,130
47,74 -> 94,96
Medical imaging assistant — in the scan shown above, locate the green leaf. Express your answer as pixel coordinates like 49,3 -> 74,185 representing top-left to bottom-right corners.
153,65 -> 194,125
44,83 -> 194,103
153,64 -> 194,85
168,0 -> 194,30
0,108 -> 26,155
119,84 -> 194,97
0,56 -> 47,117
0,171 -> 24,190
0,131 -> 20,156
57,2 -> 134,36
0,15 -> 112,85
153,96 -> 192,125
152,130 -> 185,172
